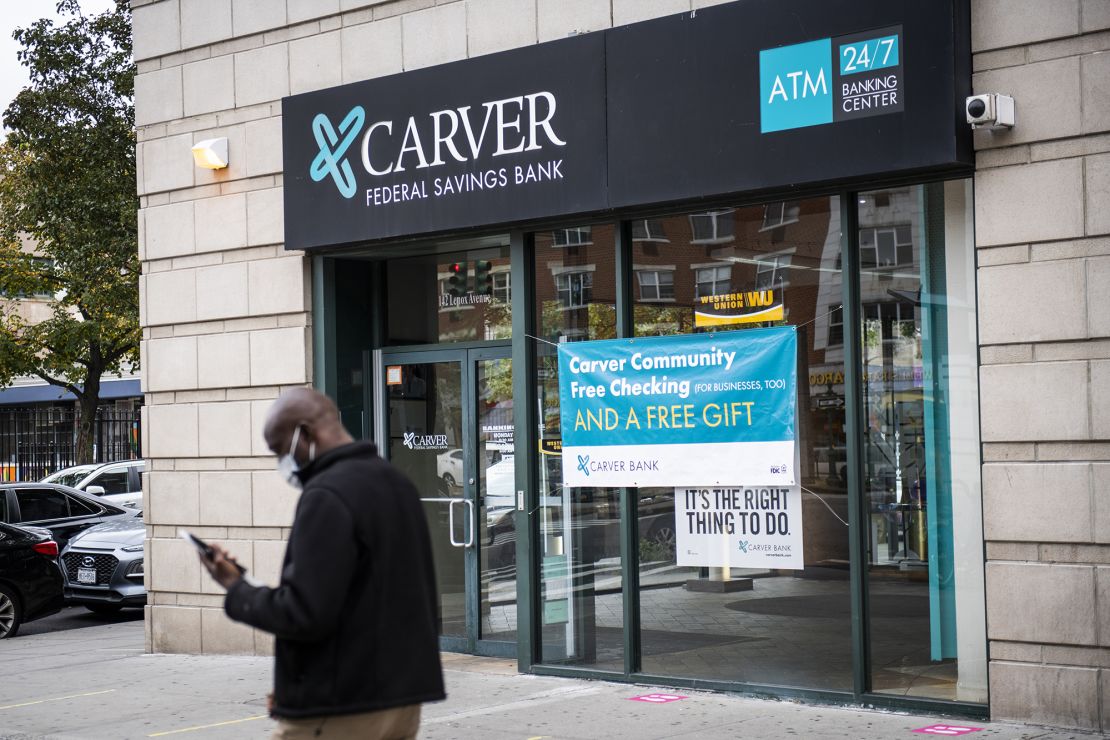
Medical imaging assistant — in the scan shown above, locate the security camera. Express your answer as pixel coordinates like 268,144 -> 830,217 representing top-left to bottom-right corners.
966,93 -> 1015,130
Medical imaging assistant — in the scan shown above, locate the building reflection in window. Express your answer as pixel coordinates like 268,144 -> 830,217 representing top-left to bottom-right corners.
535,224 -> 623,670
860,182 -> 986,702
385,240 -> 512,345
630,196 -> 854,691
535,225 -> 616,343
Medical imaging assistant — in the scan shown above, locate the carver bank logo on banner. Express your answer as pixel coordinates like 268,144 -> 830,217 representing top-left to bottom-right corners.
557,327 -> 798,488
308,92 -> 567,202
760,25 -> 904,133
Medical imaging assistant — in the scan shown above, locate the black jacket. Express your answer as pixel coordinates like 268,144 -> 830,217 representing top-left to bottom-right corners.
224,442 -> 445,718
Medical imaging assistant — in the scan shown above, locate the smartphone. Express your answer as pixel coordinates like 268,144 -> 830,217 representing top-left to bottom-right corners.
180,530 -> 247,574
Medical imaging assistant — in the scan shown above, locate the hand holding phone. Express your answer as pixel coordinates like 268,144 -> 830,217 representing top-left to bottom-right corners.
181,530 -> 247,575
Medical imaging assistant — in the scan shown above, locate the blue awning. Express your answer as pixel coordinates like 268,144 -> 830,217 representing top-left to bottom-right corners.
0,378 -> 141,406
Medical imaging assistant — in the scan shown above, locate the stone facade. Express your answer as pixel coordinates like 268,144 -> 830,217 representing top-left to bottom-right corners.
971,0 -> 1110,731
134,0 -> 1110,728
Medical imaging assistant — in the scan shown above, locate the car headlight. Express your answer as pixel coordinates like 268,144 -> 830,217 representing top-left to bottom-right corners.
121,544 -> 143,552
125,559 -> 144,578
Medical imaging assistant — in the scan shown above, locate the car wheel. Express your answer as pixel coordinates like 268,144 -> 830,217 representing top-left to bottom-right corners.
442,473 -> 456,488
0,584 -> 22,639
86,604 -> 123,615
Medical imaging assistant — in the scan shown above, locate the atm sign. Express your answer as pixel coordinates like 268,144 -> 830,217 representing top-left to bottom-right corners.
760,26 -> 904,134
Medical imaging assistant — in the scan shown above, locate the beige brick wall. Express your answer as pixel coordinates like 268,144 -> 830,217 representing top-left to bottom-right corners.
971,0 -> 1110,730
133,0 -> 734,656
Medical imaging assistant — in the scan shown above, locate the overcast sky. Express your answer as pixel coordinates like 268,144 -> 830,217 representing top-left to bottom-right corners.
0,0 -> 117,132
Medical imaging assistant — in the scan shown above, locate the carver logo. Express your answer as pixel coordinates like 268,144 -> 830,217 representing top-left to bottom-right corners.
307,92 -> 568,204
403,432 -> 449,451
577,454 -> 590,477
760,26 -> 904,134
310,106 -> 366,199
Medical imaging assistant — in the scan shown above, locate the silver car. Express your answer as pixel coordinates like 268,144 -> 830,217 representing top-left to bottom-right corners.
73,460 -> 145,510
40,464 -> 99,488
60,510 -> 145,614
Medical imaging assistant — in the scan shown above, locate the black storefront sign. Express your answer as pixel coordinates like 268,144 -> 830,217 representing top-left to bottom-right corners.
283,32 -> 607,251
283,0 -> 970,251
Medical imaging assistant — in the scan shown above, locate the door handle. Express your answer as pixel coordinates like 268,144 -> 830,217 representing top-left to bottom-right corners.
463,499 -> 475,548
448,498 -> 464,548
423,497 -> 473,548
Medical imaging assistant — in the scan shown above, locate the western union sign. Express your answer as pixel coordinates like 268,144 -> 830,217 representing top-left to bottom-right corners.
694,288 -> 784,328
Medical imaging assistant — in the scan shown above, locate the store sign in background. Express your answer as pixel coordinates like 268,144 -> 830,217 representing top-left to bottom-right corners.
694,286 -> 784,328
284,1 -> 970,249
759,25 -> 904,133
558,328 -> 797,488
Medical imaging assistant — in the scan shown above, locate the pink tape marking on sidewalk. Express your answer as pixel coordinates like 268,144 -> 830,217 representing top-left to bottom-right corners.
911,724 -> 983,736
627,693 -> 688,704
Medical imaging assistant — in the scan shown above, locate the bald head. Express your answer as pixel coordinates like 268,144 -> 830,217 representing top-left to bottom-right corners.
263,388 -> 353,462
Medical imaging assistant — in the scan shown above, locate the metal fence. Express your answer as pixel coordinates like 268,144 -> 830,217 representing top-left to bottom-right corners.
0,405 -> 142,482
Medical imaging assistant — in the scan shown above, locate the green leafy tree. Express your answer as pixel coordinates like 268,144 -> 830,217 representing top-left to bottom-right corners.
0,0 -> 138,463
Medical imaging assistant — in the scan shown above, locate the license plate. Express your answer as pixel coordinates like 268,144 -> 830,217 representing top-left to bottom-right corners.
77,567 -> 97,585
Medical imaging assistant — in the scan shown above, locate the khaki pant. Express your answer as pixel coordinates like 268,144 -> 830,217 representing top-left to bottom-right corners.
272,704 -> 421,740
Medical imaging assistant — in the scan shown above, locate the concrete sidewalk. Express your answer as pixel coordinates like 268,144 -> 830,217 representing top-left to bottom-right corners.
0,620 -> 1100,740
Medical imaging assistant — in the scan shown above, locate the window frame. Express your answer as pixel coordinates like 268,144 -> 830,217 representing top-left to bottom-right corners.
827,304 -> 845,347
491,270 -> 511,304
553,269 -> 594,309
688,209 -> 736,244
693,264 -> 732,299
859,224 -> 914,269
760,201 -> 801,231
551,226 -> 593,248
635,268 -> 676,303
631,219 -> 669,243
754,253 -> 792,290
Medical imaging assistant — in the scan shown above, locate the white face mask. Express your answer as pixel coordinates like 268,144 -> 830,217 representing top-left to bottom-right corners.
277,424 -> 315,489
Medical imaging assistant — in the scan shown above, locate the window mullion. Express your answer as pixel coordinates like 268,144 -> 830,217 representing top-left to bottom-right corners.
841,191 -> 871,698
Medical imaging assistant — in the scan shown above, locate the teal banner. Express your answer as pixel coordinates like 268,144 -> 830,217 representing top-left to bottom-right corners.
558,327 -> 797,488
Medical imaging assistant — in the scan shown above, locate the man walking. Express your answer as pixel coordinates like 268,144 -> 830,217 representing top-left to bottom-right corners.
199,388 -> 444,739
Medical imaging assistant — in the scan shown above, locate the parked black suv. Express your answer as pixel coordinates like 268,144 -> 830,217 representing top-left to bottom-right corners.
0,483 -> 130,551
0,521 -> 65,638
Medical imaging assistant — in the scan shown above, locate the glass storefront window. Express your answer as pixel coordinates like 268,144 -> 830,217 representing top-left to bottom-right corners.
386,240 -> 511,345
630,196 -> 853,690
534,223 -> 622,667
535,224 -> 617,343
478,357 -> 518,643
537,349 -> 624,671
334,182 -> 984,706
861,181 -> 986,702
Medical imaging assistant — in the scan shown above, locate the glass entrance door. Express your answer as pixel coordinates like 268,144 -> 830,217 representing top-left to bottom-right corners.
379,347 -> 516,656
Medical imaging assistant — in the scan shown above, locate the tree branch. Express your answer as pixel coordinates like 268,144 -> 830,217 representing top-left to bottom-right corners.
33,370 -> 83,399
102,342 -> 136,366
41,343 -> 92,367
